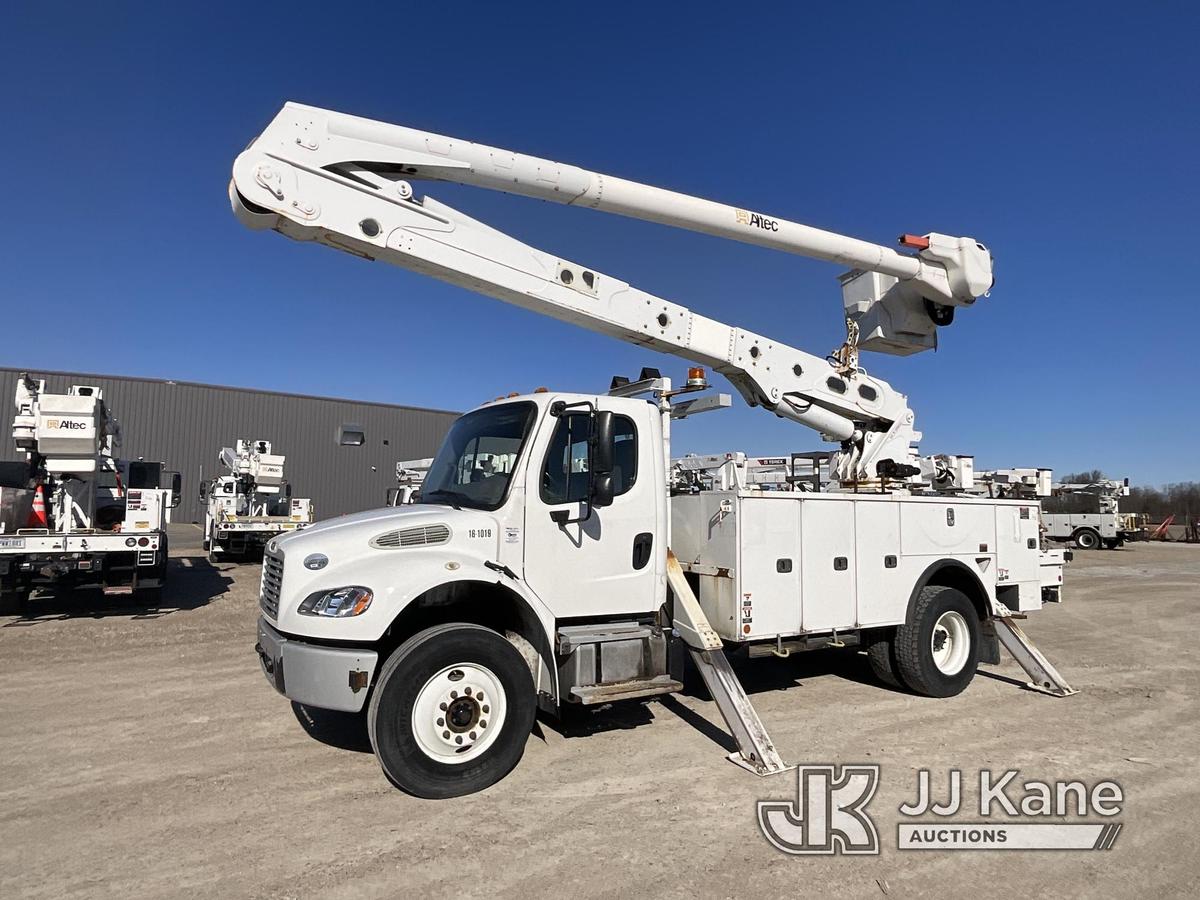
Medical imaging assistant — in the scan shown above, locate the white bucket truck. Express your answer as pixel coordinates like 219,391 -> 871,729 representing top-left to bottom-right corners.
0,374 -> 179,608
1042,478 -> 1140,549
385,458 -> 433,507
201,439 -> 313,562
232,104 -> 1074,798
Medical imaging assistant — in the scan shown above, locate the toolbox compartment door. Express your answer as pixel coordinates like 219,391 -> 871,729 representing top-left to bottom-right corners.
800,500 -> 856,631
854,500 -> 906,627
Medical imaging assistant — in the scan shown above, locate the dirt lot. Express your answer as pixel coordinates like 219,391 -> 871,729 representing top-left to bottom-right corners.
1,530 -> 1197,899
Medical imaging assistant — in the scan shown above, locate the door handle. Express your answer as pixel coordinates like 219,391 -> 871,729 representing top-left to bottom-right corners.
632,532 -> 653,570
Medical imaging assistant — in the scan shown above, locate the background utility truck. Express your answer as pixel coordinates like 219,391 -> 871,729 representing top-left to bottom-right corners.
966,468 -> 1140,550
201,439 -> 313,563
233,103 -> 1073,798
0,373 -> 179,609
385,458 -> 433,507
1042,478 -> 1142,549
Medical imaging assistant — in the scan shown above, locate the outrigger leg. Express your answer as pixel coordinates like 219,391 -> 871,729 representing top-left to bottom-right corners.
666,552 -> 793,776
992,615 -> 1078,697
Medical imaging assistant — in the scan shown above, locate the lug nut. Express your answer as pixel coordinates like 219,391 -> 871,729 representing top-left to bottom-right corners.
469,731 -> 477,740
439,702 -> 447,711
481,705 -> 490,714
479,720 -> 487,729
442,730 -> 450,739
455,736 -> 463,745
437,718 -> 444,727
450,690 -> 458,699
464,687 -> 472,696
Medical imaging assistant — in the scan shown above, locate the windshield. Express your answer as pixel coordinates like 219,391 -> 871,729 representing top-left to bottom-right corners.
419,402 -> 537,511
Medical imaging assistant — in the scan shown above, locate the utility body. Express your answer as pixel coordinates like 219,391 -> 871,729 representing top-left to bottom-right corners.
233,103 -> 1074,798
201,439 -> 313,562
0,373 -> 180,607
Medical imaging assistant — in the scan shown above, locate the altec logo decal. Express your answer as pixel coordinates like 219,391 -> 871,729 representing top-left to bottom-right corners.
735,208 -> 780,232
45,419 -> 88,430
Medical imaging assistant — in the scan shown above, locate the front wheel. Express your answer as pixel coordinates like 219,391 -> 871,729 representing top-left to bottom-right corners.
1073,529 -> 1101,550
893,586 -> 980,698
367,623 -> 536,799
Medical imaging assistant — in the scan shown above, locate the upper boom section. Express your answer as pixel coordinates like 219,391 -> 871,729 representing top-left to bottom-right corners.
240,103 -> 992,312
229,103 -> 995,483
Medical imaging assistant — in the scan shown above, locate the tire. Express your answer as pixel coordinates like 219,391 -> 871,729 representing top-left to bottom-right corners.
136,585 -> 164,605
1073,529 -> 1101,550
152,536 -> 170,580
367,623 -> 536,799
865,630 -> 906,689
0,588 -> 32,615
893,586 -> 980,698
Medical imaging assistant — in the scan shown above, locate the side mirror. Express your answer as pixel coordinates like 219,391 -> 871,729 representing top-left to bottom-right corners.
385,488 -> 401,507
591,473 -> 614,509
592,410 -> 614,476
167,471 -> 182,508
198,480 -> 208,500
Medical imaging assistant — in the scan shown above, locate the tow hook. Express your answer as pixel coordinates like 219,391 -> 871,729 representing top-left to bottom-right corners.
254,642 -> 274,674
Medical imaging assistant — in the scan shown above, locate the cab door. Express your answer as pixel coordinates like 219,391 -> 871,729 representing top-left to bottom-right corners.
522,398 -> 660,619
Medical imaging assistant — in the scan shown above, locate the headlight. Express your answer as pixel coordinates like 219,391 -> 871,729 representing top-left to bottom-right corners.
298,586 -> 373,618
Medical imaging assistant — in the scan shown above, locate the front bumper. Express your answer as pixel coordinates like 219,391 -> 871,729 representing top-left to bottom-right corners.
255,617 -> 379,713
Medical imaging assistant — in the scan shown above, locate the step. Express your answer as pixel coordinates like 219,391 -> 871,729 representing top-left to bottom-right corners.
569,675 -> 682,705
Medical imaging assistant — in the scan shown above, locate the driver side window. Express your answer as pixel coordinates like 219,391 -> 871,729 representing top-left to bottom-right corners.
540,413 -> 637,505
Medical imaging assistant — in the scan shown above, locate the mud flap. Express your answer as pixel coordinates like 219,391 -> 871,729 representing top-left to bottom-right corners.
977,619 -> 1002,666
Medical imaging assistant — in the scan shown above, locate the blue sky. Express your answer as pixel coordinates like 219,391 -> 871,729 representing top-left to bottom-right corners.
3,3 -> 1196,485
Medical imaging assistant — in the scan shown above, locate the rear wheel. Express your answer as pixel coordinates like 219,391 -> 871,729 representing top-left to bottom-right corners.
894,586 -> 980,698
0,587 -> 32,615
865,630 -> 905,689
1073,529 -> 1101,550
368,623 -> 536,799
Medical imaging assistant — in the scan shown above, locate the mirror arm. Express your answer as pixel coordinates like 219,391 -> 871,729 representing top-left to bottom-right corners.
549,499 -> 594,527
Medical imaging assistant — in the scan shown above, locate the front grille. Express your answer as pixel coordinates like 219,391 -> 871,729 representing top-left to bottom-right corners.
260,550 -> 283,619
371,523 -> 451,549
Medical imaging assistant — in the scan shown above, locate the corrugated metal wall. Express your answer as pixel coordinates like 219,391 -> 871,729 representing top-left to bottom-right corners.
0,368 -> 459,523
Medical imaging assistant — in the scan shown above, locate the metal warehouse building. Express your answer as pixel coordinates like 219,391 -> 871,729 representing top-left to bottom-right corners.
0,368 -> 459,524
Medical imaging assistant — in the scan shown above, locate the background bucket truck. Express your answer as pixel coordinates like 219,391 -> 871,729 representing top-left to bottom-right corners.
231,103 -> 1074,798
1042,477 -> 1143,549
385,458 -> 433,506
0,373 -> 179,609
200,440 -> 313,563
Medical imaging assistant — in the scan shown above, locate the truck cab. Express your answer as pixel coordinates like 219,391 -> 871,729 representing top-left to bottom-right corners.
256,393 -> 667,796
257,389 -> 665,666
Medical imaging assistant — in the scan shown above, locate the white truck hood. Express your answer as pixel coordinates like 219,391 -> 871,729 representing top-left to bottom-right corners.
263,503 -> 506,641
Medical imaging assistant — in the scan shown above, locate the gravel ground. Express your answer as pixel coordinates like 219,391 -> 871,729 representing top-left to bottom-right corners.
1,529 -> 1196,899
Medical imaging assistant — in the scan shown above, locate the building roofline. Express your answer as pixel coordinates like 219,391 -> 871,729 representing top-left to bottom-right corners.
0,366 -> 461,417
